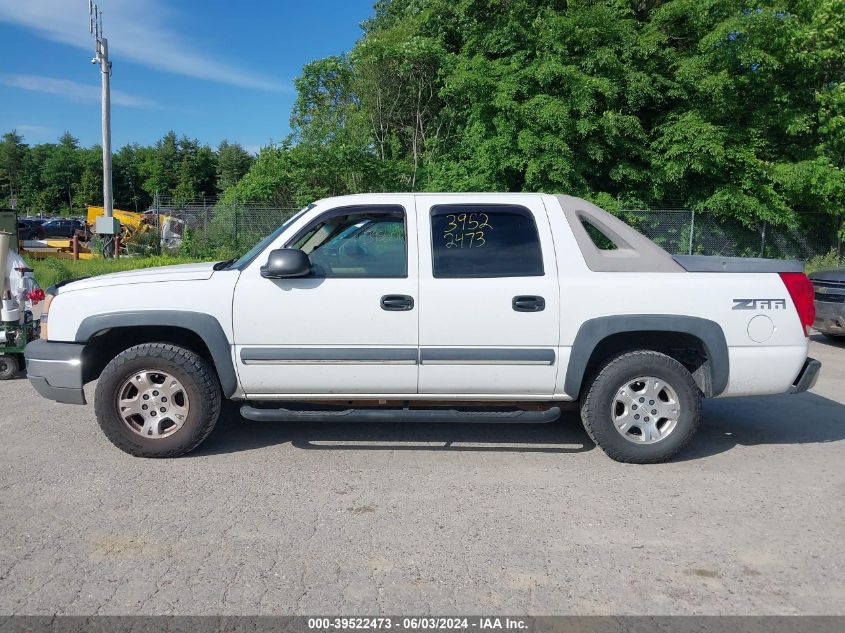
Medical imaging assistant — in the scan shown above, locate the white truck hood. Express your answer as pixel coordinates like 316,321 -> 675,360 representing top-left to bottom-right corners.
57,262 -> 219,293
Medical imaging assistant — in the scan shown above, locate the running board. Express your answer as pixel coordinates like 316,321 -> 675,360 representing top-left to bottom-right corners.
240,405 -> 562,424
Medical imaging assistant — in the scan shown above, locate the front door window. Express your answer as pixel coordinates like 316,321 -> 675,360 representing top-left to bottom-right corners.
291,210 -> 407,278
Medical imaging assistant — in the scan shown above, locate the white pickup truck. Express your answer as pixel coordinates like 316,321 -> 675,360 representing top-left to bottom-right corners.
25,193 -> 820,463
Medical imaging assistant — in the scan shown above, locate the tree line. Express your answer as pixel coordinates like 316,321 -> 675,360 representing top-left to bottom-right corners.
229,0 -> 844,238
0,130 -> 254,215
2,0 -> 843,240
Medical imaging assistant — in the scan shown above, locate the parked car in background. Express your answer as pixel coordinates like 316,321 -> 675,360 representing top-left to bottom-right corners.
41,218 -> 90,240
810,267 -> 845,340
18,218 -> 46,240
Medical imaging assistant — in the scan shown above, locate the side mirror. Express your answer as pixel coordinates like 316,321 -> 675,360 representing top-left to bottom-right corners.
260,248 -> 311,279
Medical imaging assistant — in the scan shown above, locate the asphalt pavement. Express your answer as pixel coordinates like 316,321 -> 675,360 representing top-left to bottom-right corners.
0,337 -> 843,615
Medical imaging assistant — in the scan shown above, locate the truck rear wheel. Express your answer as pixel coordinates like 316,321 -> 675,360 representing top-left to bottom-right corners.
94,343 -> 221,457
580,350 -> 701,463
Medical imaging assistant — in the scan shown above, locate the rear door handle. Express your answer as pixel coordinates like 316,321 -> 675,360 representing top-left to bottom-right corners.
381,294 -> 414,311
512,295 -> 545,312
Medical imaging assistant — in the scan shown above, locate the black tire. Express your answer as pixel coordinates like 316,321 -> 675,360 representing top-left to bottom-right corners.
0,354 -> 18,380
580,350 -> 701,464
94,343 -> 221,457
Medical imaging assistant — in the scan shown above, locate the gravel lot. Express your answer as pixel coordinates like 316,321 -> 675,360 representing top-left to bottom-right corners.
1,336 -> 843,615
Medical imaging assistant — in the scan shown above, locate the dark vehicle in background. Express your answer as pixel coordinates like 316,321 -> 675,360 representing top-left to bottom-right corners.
18,218 -> 46,240
41,218 -> 90,240
810,268 -> 845,340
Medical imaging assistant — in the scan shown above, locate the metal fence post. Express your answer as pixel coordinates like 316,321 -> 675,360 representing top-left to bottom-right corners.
233,208 -> 239,250
154,192 -> 162,256
760,222 -> 767,257
688,209 -> 695,255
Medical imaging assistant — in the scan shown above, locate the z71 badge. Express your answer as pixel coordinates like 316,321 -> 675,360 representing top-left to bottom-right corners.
732,298 -> 787,310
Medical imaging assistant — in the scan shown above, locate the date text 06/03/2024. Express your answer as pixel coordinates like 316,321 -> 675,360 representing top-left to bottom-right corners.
306,617 -> 529,630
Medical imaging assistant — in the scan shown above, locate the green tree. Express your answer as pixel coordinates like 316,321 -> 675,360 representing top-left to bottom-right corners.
216,140 -> 254,192
0,130 -> 27,204
40,132 -> 82,214
229,0 -> 844,234
113,143 -> 150,211
73,146 -> 103,209
140,131 -> 180,199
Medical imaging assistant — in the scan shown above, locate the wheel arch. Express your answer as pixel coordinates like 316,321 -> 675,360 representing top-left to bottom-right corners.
76,311 -> 237,397
565,315 -> 729,399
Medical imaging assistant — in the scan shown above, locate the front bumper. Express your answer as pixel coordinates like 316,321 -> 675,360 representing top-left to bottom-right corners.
789,357 -> 821,394
24,339 -> 87,405
813,300 -> 845,335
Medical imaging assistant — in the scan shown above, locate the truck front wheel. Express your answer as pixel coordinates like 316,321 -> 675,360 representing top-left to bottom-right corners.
580,350 -> 701,463
94,343 -> 221,457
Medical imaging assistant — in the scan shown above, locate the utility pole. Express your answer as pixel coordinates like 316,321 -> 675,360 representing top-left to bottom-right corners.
89,1 -> 118,251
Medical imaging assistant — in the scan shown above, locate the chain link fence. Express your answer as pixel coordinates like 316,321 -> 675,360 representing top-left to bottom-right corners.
145,195 -> 299,258
135,196 -> 842,261
622,209 -> 842,260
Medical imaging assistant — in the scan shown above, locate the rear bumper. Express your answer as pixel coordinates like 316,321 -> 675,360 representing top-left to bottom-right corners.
24,340 -> 87,405
813,300 -> 845,335
789,357 -> 821,394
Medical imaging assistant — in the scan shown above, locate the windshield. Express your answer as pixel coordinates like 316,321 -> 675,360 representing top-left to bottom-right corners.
231,205 -> 313,270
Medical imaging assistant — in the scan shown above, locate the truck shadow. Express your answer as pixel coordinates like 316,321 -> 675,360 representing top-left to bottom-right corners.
193,392 -> 845,460
677,391 -> 845,461
810,332 -> 845,349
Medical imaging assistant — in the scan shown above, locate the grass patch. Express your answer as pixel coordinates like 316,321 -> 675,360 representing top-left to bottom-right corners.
805,250 -> 845,275
30,255 -> 206,289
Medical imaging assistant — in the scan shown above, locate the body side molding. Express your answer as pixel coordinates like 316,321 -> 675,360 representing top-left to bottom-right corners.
564,315 -> 729,398
75,311 -> 238,397
241,347 -> 418,364
241,347 -> 556,366
420,348 -> 555,365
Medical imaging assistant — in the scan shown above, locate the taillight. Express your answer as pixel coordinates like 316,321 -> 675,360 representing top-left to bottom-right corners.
779,272 -> 815,336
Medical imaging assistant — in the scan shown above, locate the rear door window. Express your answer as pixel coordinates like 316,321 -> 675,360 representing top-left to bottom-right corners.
430,205 -> 544,278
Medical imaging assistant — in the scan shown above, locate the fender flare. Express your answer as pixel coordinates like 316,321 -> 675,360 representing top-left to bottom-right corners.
564,315 -> 729,398
75,310 -> 237,398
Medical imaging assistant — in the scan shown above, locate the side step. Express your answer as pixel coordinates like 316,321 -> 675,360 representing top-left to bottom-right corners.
240,405 -> 562,424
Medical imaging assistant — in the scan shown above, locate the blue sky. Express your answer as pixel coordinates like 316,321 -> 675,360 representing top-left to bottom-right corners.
0,0 -> 375,152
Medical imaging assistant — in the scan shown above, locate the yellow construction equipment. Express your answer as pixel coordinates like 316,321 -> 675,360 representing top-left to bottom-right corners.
21,239 -> 95,260
87,206 -> 175,255
87,206 -> 143,250
21,207 -> 176,260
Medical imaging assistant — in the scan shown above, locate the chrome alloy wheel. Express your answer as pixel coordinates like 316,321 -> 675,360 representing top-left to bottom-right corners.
610,376 -> 681,444
116,370 -> 190,438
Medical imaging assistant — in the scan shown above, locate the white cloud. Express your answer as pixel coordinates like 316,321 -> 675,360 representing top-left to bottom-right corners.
13,124 -> 51,136
2,74 -> 156,108
10,124 -> 53,143
243,143 -> 265,156
0,0 -> 285,92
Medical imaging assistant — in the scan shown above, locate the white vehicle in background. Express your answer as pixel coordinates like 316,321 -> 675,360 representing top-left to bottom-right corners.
25,193 -> 820,463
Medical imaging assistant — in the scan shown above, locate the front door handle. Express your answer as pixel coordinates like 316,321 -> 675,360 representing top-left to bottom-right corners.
512,295 -> 545,312
381,294 -> 414,311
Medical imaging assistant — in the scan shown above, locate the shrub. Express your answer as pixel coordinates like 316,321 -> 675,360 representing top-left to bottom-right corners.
805,250 -> 845,275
